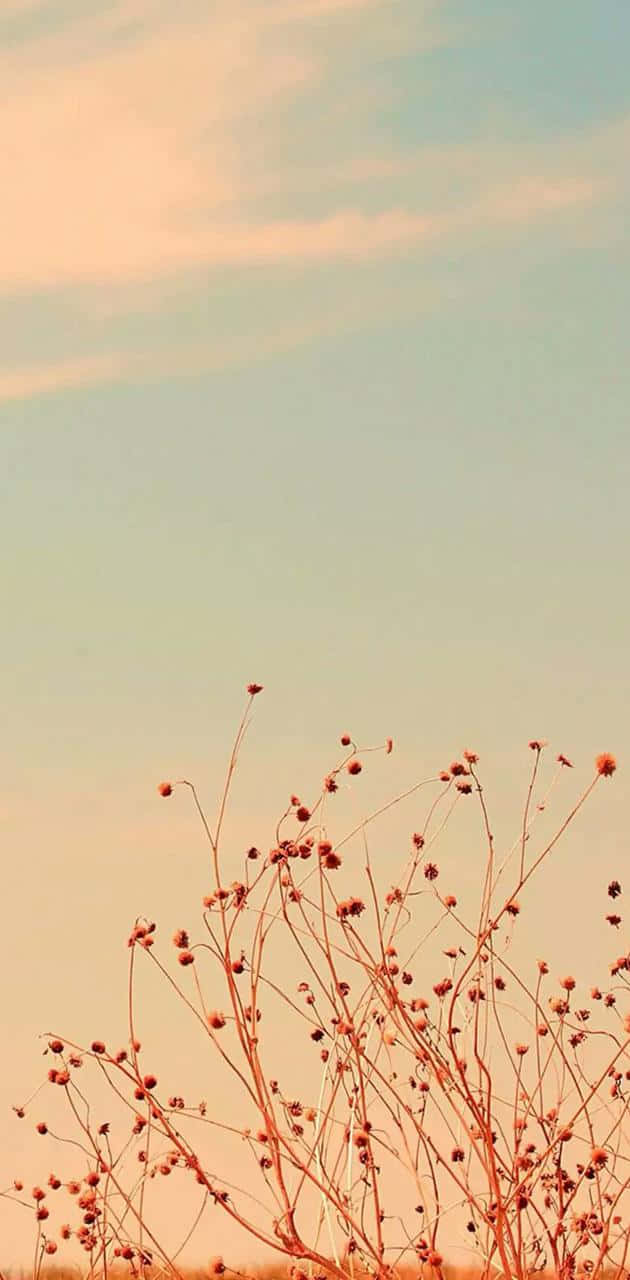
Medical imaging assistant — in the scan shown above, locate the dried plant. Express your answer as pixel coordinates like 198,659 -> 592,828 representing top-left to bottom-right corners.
3,688 -> 628,1280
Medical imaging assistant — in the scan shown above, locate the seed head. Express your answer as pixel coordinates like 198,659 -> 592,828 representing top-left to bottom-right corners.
207,1011 -> 226,1030
596,753 -> 616,777
157,782 -> 172,797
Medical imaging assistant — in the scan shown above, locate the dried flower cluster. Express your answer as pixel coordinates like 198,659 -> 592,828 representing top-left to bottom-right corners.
3,686 -> 627,1280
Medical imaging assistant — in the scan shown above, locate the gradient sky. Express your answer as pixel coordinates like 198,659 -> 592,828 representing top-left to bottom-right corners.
1,0 -> 629,1265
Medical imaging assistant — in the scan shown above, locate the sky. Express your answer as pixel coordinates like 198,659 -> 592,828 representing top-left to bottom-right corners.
1,0 -> 630,1267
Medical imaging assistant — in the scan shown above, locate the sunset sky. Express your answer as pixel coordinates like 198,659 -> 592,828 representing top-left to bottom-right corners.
1,0 -> 629,1265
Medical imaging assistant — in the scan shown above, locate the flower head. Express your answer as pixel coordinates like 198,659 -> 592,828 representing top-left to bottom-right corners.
596,753 -> 617,777
157,782 -> 172,797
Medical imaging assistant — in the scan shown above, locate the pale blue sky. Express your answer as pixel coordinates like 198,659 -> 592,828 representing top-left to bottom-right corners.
1,0 -> 629,1263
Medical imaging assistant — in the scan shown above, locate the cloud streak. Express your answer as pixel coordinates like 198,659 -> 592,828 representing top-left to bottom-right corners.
0,0 -> 622,400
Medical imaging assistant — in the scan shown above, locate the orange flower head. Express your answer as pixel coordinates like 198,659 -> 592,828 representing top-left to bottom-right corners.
596,753 -> 617,777
347,759 -> 362,775
158,782 -> 172,797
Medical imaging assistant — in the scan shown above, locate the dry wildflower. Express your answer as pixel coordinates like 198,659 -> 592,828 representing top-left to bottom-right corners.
340,733 -> 351,746
538,959 -> 549,974
336,897 -> 365,920
444,894 -> 457,908
44,1241 -> 57,1254
173,929 -> 189,948
439,770 -> 451,782
515,1043 -> 529,1056
322,850 -> 342,869
157,782 -> 172,797
207,1010 -> 227,1030
606,914 -> 622,927
36,1122 -> 47,1134
91,1040 -> 106,1055
608,880 -> 622,898
506,900 -> 520,917
142,1074 -> 158,1090
464,749 -> 479,764
296,805 -> 310,822
48,1039 -> 64,1054
347,759 -> 362,775
324,774 -> 338,792
456,779 -> 472,794
559,975 -> 576,991
596,753 -> 616,777
178,950 -> 195,966
450,761 -> 467,776
557,753 -> 573,767
550,997 -> 569,1015
385,737 -> 393,753
423,862 -> 439,880
247,683 -> 263,695
412,832 -> 425,849
528,740 -> 547,751
433,978 -> 453,998
591,1147 -> 608,1168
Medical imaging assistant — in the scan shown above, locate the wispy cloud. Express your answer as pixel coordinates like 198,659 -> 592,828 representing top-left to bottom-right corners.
0,0 -> 623,399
